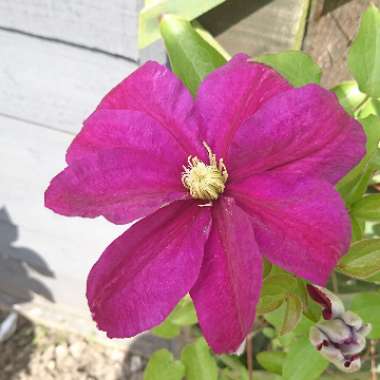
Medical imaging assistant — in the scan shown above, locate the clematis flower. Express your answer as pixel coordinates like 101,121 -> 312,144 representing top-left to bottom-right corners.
45,54 -> 366,353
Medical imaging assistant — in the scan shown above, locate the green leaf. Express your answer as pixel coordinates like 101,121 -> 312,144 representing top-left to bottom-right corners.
192,21 -> 231,60
280,294 -> 303,336
331,81 -> 368,115
351,292 -> 380,338
342,164 -> 375,206
265,303 -> 313,338
152,319 -> 180,339
170,297 -> 198,326
218,355 -> 248,380
352,194 -> 380,220
152,296 -> 197,338
348,5 -> 380,97
181,338 -> 218,380
255,51 -> 321,87
337,115 -> 380,204
300,280 -> 322,323
262,327 -> 276,339
350,214 -> 365,242
337,239 -> 380,279
360,115 -> 380,154
359,97 -> 380,118
265,306 -> 315,352
160,14 -> 227,96
263,259 -> 272,278
282,336 -> 329,380
144,349 -> 185,380
256,294 -> 284,315
372,150 -> 380,170
256,274 -> 297,315
257,351 -> 286,375
139,0 -> 225,48
222,370 -> 281,380
366,270 -> 380,284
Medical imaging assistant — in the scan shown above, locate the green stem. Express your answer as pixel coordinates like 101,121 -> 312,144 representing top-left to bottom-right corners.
247,334 -> 253,380
353,94 -> 370,115
332,272 -> 339,294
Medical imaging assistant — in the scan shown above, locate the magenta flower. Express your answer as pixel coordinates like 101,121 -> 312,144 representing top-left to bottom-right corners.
45,54 -> 365,353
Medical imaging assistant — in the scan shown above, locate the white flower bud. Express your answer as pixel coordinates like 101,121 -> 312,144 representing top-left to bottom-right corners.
318,319 -> 352,344
308,285 -> 371,373
341,310 -> 363,330
335,356 -> 361,373
358,322 -> 372,337
307,284 -> 345,319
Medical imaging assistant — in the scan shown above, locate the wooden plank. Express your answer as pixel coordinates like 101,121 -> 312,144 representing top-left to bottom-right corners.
303,0 -> 380,88
0,30 -> 138,135
199,0 -> 307,57
0,0 -> 142,60
0,115 -> 126,313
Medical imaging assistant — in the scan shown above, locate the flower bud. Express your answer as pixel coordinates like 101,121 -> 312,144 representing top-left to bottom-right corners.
307,285 -> 371,373
307,284 -> 345,319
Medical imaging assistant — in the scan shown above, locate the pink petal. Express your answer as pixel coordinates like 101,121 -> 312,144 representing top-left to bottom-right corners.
229,174 -> 351,285
95,61 -> 202,156
66,109 -> 187,165
190,197 -> 262,353
196,53 -> 291,158
45,146 -> 187,225
230,84 -> 366,184
87,200 -> 212,338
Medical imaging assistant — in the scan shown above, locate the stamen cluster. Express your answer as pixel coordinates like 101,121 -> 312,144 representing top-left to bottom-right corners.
182,142 -> 228,201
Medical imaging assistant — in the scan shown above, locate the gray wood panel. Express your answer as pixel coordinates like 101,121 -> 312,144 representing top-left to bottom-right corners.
0,0 -> 142,60
304,0 -> 380,88
0,30 -> 138,135
0,115 -> 126,313
0,30 -> 138,316
199,0 -> 307,57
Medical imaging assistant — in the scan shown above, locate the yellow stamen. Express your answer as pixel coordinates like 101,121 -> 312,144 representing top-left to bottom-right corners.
181,142 -> 228,201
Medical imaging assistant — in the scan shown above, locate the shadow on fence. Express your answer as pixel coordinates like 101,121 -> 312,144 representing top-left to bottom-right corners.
199,0 -> 273,37
0,207 -> 54,380
321,0 -> 355,16
0,207 -> 54,306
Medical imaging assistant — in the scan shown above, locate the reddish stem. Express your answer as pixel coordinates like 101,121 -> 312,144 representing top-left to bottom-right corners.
247,334 -> 253,380
371,340 -> 377,380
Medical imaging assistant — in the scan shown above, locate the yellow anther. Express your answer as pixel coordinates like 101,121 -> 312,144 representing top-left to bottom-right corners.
181,142 -> 228,201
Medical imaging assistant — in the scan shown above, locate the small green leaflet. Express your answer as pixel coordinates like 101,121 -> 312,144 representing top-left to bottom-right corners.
181,338 -> 218,380
337,115 -> 380,205
143,349 -> 185,380
348,5 -> 380,98
254,51 -> 321,87
139,0 -> 226,48
282,336 -> 329,380
352,194 -> 380,221
351,292 -> 380,339
257,351 -> 286,375
152,296 -> 197,338
332,81 -> 368,115
160,14 -> 226,96
338,239 -> 380,279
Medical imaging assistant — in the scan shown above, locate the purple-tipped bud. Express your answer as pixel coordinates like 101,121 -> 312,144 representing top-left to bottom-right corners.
307,284 -> 345,319
308,285 -> 371,373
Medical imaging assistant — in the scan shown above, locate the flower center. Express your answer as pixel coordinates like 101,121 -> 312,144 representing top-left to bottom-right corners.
181,142 -> 228,201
